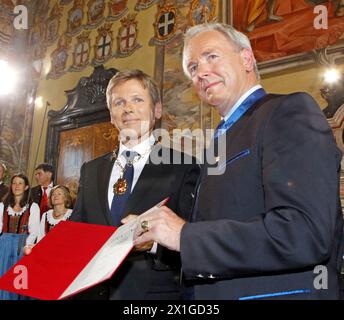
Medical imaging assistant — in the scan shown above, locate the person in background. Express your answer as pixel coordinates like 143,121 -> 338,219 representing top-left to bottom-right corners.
24,185 -> 73,254
31,163 -> 55,217
0,173 -> 40,300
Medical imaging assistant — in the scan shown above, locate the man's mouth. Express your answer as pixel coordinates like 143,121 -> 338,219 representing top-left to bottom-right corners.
123,119 -> 139,125
204,81 -> 222,92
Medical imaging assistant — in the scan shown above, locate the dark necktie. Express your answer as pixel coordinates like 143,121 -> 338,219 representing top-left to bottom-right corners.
110,150 -> 138,226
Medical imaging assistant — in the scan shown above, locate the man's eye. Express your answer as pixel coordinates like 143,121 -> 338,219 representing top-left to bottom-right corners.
189,65 -> 197,75
114,100 -> 124,107
208,54 -> 218,60
133,97 -> 143,103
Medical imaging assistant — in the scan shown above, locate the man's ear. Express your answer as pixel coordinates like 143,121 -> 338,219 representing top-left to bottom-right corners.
154,102 -> 163,120
240,48 -> 255,73
25,185 -> 29,191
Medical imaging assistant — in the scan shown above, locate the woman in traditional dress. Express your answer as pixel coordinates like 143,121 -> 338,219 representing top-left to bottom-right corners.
0,173 -> 40,300
36,185 -> 73,242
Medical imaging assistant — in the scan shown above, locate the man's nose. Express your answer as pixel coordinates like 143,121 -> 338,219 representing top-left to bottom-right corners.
196,61 -> 211,79
123,102 -> 134,114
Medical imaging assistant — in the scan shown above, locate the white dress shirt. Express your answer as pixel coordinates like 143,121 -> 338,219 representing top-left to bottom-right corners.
0,202 -> 40,245
108,135 -> 158,254
107,135 -> 156,209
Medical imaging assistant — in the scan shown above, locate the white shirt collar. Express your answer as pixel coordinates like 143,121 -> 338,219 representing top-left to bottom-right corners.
46,209 -> 73,225
41,182 -> 53,191
223,85 -> 263,122
7,205 -> 28,216
118,134 -> 156,157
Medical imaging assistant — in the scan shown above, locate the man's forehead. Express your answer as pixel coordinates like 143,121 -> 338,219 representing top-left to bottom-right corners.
111,79 -> 145,92
188,30 -> 230,46
186,32 -> 234,59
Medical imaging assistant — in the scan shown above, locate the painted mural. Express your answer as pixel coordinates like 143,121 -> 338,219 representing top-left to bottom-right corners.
231,0 -> 344,62
0,0 -> 36,181
42,0 -> 215,153
0,0 -> 14,56
155,1 -> 217,155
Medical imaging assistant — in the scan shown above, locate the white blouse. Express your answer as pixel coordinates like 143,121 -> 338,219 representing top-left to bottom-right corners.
0,202 -> 40,246
37,209 -> 72,242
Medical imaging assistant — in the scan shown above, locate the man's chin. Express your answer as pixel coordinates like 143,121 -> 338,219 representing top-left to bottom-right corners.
119,134 -> 140,143
118,129 -> 143,144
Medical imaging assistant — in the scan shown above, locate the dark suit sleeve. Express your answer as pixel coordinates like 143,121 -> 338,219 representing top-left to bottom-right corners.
155,162 -> 200,268
181,93 -> 342,279
171,163 -> 201,220
70,162 -> 86,222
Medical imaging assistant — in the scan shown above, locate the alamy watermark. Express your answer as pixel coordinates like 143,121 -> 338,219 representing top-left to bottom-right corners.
117,125 -> 227,176
13,265 -> 28,290
313,5 -> 329,30
10,5 -> 330,31
13,5 -> 28,30
10,263 -> 330,294
313,265 -> 328,290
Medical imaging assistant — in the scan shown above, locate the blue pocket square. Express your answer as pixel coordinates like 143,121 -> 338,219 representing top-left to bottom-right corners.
219,149 -> 250,171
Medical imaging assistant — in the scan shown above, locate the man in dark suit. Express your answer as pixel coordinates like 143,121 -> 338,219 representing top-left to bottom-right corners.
134,23 -> 344,299
30,163 -> 55,216
71,70 -> 199,299
0,162 -> 9,202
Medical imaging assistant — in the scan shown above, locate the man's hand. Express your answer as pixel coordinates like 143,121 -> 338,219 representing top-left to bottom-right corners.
121,214 -> 138,224
121,214 -> 154,252
133,206 -> 186,252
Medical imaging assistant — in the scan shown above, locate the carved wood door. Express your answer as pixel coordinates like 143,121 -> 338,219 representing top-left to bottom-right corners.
56,122 -> 118,203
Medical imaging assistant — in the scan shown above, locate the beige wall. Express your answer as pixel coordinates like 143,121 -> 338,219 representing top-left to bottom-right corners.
262,64 -> 344,110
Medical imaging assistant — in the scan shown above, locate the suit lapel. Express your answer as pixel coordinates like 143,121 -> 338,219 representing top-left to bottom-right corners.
124,144 -> 165,214
97,153 -> 114,225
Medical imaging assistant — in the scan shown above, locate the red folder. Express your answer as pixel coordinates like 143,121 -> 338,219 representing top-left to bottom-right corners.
0,198 -> 169,300
0,221 -> 127,300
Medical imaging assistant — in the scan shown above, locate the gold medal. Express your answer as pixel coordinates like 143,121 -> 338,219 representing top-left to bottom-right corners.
112,141 -> 158,196
113,178 -> 128,195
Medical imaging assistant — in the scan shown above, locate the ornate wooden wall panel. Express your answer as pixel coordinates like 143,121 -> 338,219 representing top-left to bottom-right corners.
56,122 -> 117,202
